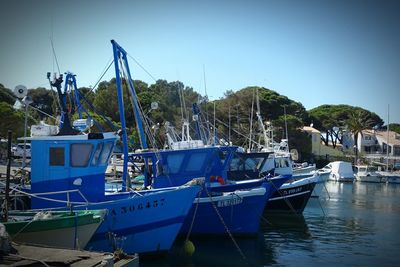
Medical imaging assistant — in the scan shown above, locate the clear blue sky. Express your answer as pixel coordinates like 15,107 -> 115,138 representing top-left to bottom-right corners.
1,0 -> 399,124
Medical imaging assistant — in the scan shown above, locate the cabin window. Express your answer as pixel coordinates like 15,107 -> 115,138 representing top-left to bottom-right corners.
99,142 -> 113,165
166,153 -> 185,174
185,152 -> 207,172
91,143 -> 104,166
244,158 -> 258,171
229,158 -> 242,171
70,143 -> 93,167
275,157 -> 289,168
49,147 -> 65,166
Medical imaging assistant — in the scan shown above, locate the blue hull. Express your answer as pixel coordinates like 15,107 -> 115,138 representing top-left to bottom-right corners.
180,187 -> 267,235
31,186 -> 200,254
179,175 -> 291,235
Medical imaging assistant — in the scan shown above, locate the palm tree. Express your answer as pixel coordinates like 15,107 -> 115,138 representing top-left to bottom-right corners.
346,110 -> 374,164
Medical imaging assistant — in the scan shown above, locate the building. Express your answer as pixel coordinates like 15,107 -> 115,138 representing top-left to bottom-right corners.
302,126 -> 344,158
357,129 -> 400,157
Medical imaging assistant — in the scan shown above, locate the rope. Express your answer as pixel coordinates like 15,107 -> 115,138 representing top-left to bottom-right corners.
0,181 -> 89,206
266,177 -> 303,217
185,189 -> 202,241
10,214 -> 39,238
204,187 -> 247,261
118,58 -> 172,186
73,211 -> 78,249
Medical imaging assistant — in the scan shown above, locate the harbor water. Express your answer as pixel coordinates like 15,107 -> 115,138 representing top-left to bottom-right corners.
142,181 -> 400,266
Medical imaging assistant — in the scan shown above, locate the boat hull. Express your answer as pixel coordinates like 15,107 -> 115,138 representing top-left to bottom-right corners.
28,185 -> 200,254
355,174 -> 384,183
5,210 -> 104,249
265,177 -> 317,213
9,222 -> 100,249
180,187 -> 267,235
82,186 -> 200,254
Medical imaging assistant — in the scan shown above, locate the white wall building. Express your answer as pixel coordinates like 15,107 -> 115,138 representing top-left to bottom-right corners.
357,129 -> 400,157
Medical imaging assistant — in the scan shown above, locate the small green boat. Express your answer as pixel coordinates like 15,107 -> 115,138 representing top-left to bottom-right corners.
3,209 -> 106,249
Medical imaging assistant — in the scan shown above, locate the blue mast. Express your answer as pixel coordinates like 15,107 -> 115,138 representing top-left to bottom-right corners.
63,72 -> 83,119
111,40 -> 148,150
111,40 -> 130,190
111,40 -> 149,190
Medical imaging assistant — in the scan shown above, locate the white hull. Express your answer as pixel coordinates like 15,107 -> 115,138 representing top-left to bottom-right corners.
377,172 -> 400,184
355,174 -> 384,183
11,222 -> 101,249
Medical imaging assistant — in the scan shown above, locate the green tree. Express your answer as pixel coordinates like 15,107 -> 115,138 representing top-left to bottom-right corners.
0,84 -> 16,105
0,102 -> 32,140
346,110 -> 375,163
308,105 -> 383,148
28,87 -> 57,120
384,123 -> 400,134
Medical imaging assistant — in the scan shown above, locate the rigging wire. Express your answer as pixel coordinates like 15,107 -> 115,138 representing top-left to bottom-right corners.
202,109 -> 263,148
119,58 -> 158,150
127,53 -> 157,83
84,56 -> 114,97
50,37 -> 61,75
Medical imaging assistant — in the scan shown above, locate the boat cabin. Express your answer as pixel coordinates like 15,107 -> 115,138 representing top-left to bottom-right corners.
130,146 -> 237,188
28,132 -> 116,208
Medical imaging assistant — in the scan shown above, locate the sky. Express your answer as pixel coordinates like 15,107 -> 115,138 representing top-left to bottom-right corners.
0,0 -> 399,124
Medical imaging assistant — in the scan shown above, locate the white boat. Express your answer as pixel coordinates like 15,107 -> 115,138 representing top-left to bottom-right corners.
293,162 -> 316,175
354,165 -> 384,183
322,161 -> 355,182
377,171 -> 400,184
2,210 -> 106,249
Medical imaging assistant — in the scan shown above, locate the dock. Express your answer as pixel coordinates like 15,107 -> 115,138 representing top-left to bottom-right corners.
1,243 -> 139,266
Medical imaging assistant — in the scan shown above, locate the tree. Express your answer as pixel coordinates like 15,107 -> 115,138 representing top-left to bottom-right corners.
28,87 -> 56,120
346,110 -> 375,164
0,102 -> 30,139
210,87 -> 310,157
0,85 -> 16,105
308,105 -> 384,148
383,123 -> 400,134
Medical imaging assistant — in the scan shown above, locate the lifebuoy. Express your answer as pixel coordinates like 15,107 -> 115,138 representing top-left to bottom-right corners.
210,175 -> 225,185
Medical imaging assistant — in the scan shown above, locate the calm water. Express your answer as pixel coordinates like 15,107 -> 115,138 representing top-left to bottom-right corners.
142,181 -> 400,267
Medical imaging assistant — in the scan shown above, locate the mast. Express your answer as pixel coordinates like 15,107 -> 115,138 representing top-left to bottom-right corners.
228,104 -> 231,144
255,89 -> 269,151
283,105 -> 289,153
248,89 -> 255,151
47,73 -> 79,136
111,40 -> 130,191
112,40 -> 156,190
386,104 -> 390,171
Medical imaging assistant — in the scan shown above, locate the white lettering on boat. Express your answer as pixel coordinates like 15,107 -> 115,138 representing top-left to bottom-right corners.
217,195 -> 243,207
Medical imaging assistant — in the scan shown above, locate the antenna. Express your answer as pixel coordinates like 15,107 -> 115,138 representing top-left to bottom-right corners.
50,37 -> 61,75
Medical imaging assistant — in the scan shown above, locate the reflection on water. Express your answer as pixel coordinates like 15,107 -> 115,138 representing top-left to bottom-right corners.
141,181 -> 400,267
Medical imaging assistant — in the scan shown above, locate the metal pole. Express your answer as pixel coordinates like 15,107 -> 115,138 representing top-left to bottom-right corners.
2,130 -> 12,222
228,105 -> 231,144
386,104 -> 390,171
22,103 -> 28,169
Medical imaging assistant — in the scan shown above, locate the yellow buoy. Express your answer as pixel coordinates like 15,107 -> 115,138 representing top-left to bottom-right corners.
183,239 -> 195,256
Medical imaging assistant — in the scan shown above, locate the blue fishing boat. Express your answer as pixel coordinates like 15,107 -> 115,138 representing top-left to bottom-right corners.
130,146 -> 290,235
22,40 -> 201,254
